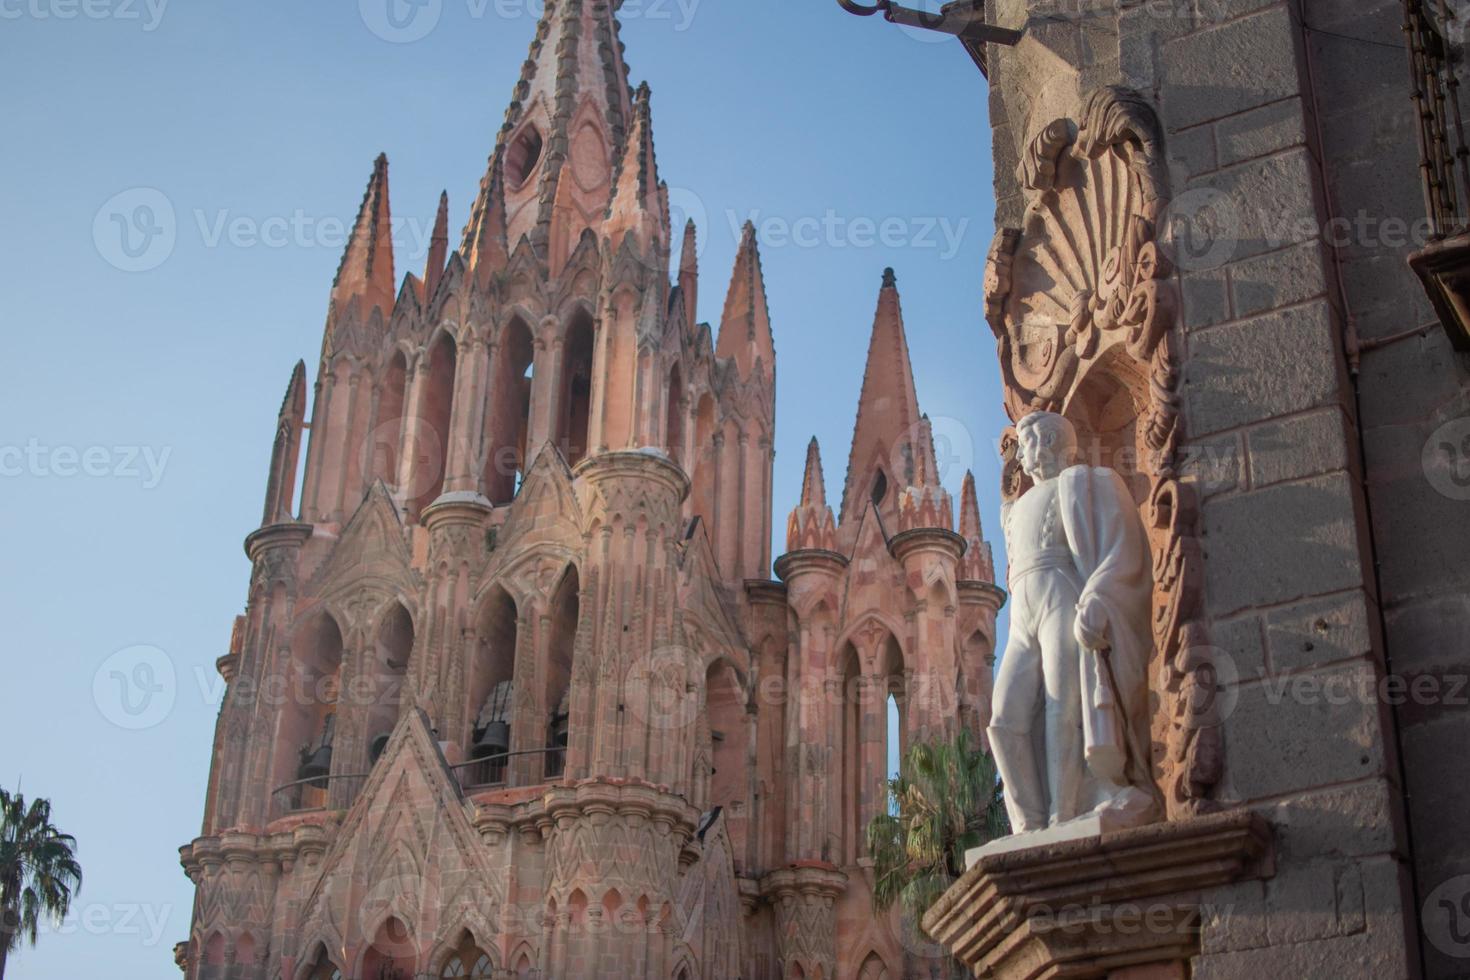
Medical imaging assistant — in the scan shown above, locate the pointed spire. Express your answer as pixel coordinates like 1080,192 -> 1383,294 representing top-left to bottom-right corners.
462,151 -> 509,277
958,470 -> 995,582
800,437 -> 827,508
897,418 -> 954,532
914,415 -> 940,487
959,470 -> 982,540
840,267 -> 922,526
678,218 -> 699,326
464,0 -> 633,257
424,191 -> 449,300
786,436 -> 837,553
716,222 -> 776,380
605,82 -> 665,251
328,153 -> 396,329
262,360 -> 308,525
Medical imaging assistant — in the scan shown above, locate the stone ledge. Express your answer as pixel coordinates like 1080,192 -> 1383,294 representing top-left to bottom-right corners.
922,810 -> 1272,979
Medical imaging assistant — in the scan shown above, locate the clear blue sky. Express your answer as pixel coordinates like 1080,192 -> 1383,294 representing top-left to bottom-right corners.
0,1 -> 1005,974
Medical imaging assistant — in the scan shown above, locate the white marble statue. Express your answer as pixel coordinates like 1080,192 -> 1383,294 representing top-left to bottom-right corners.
987,411 -> 1159,845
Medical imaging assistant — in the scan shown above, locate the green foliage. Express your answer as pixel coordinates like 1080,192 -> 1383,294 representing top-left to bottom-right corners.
0,788 -> 82,977
865,728 -> 1009,927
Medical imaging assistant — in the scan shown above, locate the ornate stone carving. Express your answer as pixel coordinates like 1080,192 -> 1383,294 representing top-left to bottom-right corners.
985,86 -> 1219,817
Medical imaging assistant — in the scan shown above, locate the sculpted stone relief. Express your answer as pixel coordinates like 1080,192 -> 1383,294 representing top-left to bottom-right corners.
986,87 -> 1221,822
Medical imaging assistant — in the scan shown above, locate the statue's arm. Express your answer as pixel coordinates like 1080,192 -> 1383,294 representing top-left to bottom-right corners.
1061,466 -> 1142,651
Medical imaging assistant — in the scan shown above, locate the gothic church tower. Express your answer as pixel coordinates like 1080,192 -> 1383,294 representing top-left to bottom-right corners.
178,3 -> 996,977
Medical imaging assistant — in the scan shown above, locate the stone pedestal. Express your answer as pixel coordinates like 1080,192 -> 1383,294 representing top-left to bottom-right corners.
922,811 -> 1271,979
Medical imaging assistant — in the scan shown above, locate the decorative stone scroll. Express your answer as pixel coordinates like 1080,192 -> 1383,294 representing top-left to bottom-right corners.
986,86 -> 1220,818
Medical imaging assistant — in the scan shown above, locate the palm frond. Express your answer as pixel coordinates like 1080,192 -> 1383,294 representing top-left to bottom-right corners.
863,728 -> 1011,967
0,788 -> 81,960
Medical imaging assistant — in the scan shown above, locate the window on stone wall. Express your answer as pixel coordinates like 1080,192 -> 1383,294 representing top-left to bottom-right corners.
439,934 -> 493,978
507,124 -> 543,189
838,644 -> 863,866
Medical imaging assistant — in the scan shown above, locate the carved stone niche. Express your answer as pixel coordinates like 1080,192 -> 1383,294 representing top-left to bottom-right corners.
987,87 -> 1220,820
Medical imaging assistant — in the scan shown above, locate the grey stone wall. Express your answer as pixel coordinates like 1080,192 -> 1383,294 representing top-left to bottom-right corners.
983,0 -> 1470,975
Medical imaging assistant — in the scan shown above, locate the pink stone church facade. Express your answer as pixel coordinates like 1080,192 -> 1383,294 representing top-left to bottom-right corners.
177,3 -> 1001,977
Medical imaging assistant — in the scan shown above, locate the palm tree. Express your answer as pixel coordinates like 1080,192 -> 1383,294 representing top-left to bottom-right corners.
0,788 -> 82,979
866,728 -> 1008,972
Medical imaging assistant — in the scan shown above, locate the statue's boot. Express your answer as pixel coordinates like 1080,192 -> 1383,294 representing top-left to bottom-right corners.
987,726 -> 1047,832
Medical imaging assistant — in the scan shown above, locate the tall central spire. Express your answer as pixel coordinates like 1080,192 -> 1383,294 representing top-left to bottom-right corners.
462,0 -> 634,267
840,267 -> 922,527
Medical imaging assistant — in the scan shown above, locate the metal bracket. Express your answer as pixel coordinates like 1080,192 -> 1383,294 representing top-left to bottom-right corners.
836,0 -> 1023,47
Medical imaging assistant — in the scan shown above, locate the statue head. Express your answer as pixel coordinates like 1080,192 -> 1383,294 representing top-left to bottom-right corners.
1015,411 -> 1077,481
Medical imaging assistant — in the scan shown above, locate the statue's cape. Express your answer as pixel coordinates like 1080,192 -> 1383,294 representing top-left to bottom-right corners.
1057,465 -> 1157,797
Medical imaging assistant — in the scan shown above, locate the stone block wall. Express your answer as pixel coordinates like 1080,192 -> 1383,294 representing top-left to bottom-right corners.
983,0 -> 1470,974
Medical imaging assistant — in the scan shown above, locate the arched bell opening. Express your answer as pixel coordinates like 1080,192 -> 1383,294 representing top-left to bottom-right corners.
271,612 -> 344,815
466,586 -> 518,786
665,363 -> 686,468
544,566 -> 579,780
361,602 -> 413,768
371,350 -> 408,487
704,658 -> 745,810
485,316 -> 536,504
557,310 -> 595,468
688,393 -> 717,522
410,332 -> 457,516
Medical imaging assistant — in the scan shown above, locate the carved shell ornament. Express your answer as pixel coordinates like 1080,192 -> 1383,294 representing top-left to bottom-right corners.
987,87 -> 1175,421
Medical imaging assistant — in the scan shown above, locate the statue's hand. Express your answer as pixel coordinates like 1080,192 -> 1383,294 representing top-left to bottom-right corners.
1074,597 -> 1110,652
